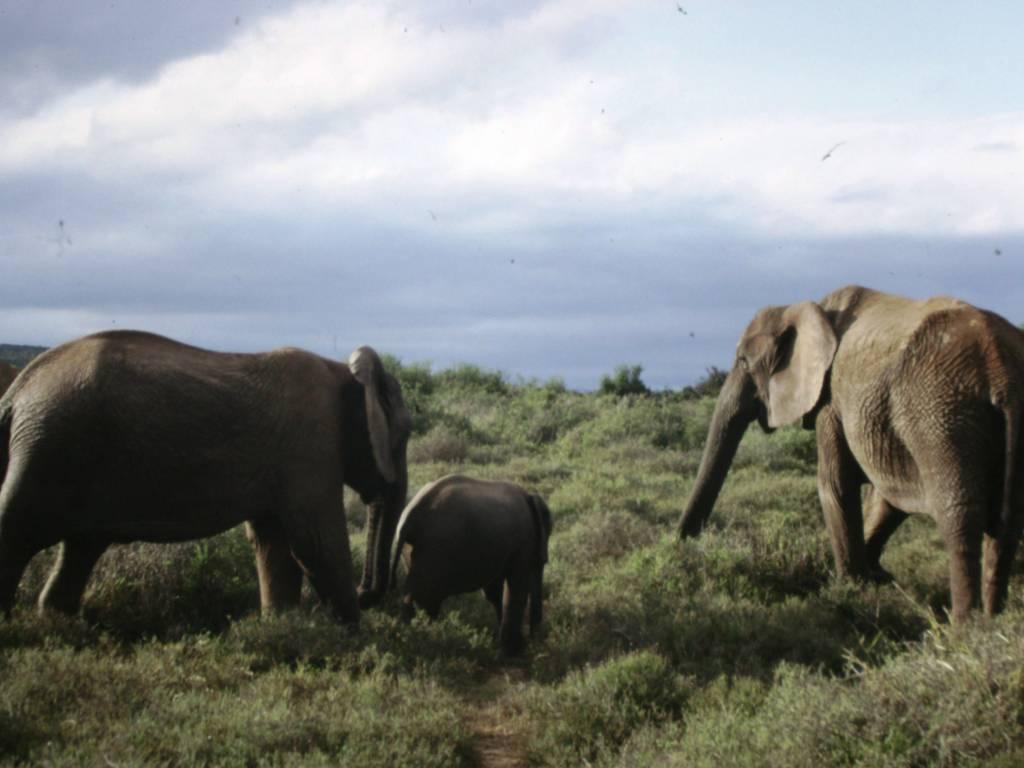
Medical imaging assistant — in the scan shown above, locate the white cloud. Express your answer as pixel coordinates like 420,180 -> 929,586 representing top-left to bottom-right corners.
0,0 -> 1022,246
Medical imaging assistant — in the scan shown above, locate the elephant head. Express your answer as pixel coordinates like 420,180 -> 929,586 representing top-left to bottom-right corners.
679,301 -> 838,537
349,346 -> 412,607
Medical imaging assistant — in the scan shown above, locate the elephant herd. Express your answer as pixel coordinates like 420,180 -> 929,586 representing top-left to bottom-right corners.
0,285 -> 1022,654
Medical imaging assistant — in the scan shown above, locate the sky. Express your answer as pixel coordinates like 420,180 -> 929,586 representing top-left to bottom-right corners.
1,0 -> 1022,389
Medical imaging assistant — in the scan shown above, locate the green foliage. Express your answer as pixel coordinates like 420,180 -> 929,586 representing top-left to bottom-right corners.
625,615 -> 1024,767
681,366 -> 729,400
0,343 -> 46,368
4,356 -> 1024,765
525,651 -> 693,766
0,634 -> 470,766
599,364 -> 650,397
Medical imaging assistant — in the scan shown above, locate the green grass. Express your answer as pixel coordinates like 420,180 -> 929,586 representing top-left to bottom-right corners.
3,366 -> 1023,765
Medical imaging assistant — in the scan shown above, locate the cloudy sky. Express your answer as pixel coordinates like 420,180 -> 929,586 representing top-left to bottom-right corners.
1,1 -> 1022,388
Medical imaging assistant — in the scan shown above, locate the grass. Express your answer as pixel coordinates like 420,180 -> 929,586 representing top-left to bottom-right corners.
3,364 -> 1023,765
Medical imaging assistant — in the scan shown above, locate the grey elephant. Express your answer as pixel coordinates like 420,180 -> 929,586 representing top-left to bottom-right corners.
679,285 -> 1024,622
390,474 -> 553,654
0,330 -> 411,624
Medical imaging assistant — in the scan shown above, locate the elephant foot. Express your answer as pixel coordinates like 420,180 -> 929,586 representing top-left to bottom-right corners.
863,564 -> 895,585
499,631 -> 526,657
400,599 -> 415,623
357,587 -> 383,609
678,519 -> 704,540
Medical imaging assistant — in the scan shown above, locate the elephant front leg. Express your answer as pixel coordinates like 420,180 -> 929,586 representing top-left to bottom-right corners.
284,502 -> 360,626
816,409 -> 869,580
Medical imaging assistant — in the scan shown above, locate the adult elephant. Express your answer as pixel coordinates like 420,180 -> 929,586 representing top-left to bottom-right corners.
0,330 -> 411,624
679,285 -> 1024,622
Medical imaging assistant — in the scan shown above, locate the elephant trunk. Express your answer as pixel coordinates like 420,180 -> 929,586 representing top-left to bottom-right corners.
678,366 -> 757,538
359,467 -> 407,607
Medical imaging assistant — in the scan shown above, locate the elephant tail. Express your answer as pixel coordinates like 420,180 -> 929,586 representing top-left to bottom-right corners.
528,494 -> 553,566
999,401 -> 1021,531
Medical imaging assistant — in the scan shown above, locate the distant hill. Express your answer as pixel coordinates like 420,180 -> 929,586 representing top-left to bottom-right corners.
0,344 -> 47,369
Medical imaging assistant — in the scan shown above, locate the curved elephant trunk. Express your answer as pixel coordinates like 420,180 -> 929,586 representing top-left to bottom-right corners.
359,465 -> 407,606
678,366 -> 758,538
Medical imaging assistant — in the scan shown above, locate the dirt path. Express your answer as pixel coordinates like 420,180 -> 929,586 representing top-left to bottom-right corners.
463,667 -> 529,768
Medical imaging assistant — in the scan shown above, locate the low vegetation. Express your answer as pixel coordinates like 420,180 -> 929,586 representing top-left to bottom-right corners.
2,360 -> 1022,766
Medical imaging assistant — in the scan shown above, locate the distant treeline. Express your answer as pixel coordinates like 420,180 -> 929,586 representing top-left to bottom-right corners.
0,344 -> 46,369
0,342 -> 727,399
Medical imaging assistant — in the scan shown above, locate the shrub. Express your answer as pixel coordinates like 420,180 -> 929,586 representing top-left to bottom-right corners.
644,614 -> 1024,767
435,363 -> 508,395
525,651 -> 693,766
681,366 -> 729,400
599,364 -> 650,397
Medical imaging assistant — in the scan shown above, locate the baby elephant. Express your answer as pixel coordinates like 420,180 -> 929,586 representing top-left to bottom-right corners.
390,474 -> 553,655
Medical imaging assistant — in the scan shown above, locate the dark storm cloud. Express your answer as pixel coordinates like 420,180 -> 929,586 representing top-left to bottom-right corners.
6,158 -> 1021,390
0,0 -> 306,115
2,2 -> 1022,390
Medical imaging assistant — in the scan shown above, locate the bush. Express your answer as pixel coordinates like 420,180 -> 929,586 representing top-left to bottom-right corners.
643,614 -> 1024,767
5,355 -> 1024,767
681,366 -> 729,400
599,364 -> 650,397
525,651 -> 693,766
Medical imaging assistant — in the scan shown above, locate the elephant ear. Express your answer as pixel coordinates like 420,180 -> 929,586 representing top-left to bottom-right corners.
528,494 -> 553,565
349,345 -> 397,484
767,302 -> 838,428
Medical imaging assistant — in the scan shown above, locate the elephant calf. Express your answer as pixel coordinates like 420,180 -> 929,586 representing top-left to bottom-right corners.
390,474 -> 553,655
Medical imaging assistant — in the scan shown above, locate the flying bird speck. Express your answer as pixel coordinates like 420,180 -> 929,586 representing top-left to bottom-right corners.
821,141 -> 846,161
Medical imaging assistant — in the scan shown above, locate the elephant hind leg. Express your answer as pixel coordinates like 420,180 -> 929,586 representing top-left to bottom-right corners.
246,518 -> 303,614
982,531 -> 1019,615
38,537 -> 108,615
499,571 -> 529,656
863,489 -> 908,583
982,478 -> 1024,615
484,578 -> 504,627
0,536 -> 37,617
0,485 -> 52,616
938,502 -> 986,623
528,568 -> 544,636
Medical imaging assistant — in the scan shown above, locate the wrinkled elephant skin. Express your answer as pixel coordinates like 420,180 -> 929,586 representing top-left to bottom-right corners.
679,285 -> 1024,622
0,330 -> 410,625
